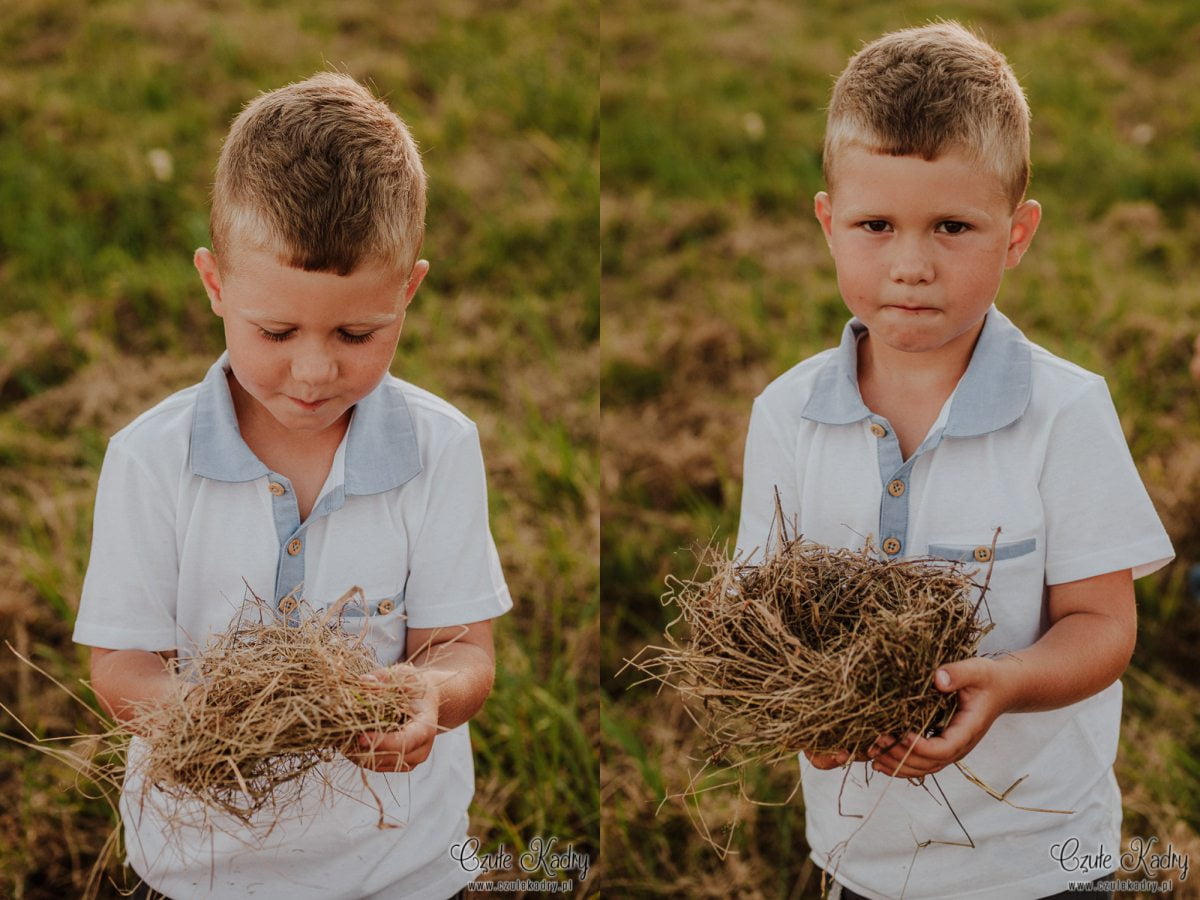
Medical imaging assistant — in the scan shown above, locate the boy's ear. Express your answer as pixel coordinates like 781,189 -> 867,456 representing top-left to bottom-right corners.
814,192 -> 835,248
403,259 -> 430,308
194,248 -> 225,315
1005,199 -> 1042,268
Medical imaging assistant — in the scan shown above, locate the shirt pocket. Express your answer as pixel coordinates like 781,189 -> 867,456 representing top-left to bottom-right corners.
927,537 -> 1037,565
333,589 -> 407,666
925,536 -> 1043,652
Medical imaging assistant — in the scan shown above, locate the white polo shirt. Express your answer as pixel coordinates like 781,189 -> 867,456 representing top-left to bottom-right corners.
74,353 -> 512,900
737,308 -> 1172,900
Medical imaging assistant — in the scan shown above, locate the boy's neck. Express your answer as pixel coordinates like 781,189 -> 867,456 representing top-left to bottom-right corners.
858,331 -> 976,394
856,323 -> 982,459
227,373 -> 349,519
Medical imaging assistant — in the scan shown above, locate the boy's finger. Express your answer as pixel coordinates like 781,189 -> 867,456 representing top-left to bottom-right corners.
916,711 -> 984,757
391,717 -> 437,749
868,735 -> 900,758
876,743 -> 937,771
873,740 -> 954,774
896,734 -> 963,764
805,749 -> 848,769
355,730 -> 384,750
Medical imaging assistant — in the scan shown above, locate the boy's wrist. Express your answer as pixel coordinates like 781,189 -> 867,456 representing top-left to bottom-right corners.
986,654 -> 1029,717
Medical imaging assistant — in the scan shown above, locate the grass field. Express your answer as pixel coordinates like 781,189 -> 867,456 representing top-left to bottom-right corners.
0,1 -> 597,897
6,1 -> 1200,897
602,1 -> 1200,898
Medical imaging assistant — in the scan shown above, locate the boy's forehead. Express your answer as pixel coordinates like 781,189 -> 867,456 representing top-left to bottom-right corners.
828,145 -> 1012,209
220,245 -> 409,314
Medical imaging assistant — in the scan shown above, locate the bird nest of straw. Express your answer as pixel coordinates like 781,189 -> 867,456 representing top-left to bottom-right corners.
629,522 -> 992,765
126,588 -> 422,823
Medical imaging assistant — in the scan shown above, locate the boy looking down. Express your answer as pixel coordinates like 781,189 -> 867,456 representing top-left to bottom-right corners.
74,73 -> 511,900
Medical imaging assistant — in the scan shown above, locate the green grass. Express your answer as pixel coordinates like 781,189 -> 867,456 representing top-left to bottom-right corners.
0,1 -> 597,897
602,1 -> 1200,897
9,0 -> 1200,896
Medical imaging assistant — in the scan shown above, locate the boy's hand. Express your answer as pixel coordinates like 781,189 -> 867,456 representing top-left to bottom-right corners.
344,664 -> 441,773
869,658 -> 1012,778
804,748 -> 869,769
343,619 -> 497,774
870,568 -> 1136,779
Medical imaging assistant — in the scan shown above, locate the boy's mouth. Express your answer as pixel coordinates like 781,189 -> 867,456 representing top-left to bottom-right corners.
289,396 -> 328,412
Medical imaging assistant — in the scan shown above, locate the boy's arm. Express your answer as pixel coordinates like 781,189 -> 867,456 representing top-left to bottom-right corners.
90,647 -> 179,726
870,567 -> 1135,778
346,619 -> 496,772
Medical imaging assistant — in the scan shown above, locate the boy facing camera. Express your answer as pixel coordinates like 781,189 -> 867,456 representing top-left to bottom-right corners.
736,23 -> 1172,899
73,73 -> 511,900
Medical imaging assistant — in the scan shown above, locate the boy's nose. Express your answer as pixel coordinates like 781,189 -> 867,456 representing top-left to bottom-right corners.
291,350 -> 338,386
889,238 -> 934,285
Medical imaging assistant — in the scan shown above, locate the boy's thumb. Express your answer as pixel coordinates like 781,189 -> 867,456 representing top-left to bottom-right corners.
933,668 -> 953,691
933,658 -> 983,692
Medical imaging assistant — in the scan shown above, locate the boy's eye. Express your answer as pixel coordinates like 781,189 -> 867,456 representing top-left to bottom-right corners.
937,221 -> 971,234
257,328 -> 375,344
860,220 -> 891,233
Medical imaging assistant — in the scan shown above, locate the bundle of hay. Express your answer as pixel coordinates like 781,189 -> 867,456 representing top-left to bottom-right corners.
633,530 -> 991,765
128,590 -> 422,822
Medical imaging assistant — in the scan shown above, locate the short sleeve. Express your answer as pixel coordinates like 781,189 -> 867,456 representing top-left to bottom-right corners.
402,423 -> 512,629
1040,379 -> 1173,584
736,395 -> 800,564
73,438 -> 180,650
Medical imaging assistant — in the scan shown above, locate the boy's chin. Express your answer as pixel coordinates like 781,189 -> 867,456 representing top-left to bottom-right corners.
867,317 -> 985,356
265,401 -> 352,434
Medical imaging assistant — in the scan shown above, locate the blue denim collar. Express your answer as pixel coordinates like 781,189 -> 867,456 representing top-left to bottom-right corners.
801,306 -> 1032,437
189,353 -> 422,494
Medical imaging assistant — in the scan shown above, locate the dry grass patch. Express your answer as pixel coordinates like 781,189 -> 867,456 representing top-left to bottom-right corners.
130,589 -> 423,825
628,517 -> 990,766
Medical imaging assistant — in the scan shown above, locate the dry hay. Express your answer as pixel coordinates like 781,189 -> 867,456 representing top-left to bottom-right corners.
126,588 -> 423,823
630,523 -> 992,766
0,588 -> 427,897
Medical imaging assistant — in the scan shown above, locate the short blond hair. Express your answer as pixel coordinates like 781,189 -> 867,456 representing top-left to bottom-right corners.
824,22 -> 1030,209
211,72 -> 426,276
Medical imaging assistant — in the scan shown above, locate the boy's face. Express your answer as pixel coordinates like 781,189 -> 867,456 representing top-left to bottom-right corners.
195,246 -> 427,440
814,147 -> 1040,359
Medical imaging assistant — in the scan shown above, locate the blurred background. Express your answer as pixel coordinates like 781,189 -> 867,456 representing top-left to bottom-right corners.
0,1 -> 598,896
602,1 -> 1200,897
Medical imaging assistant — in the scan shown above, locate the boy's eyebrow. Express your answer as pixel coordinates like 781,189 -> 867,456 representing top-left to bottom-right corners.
242,309 -> 400,327
342,312 -> 402,326
839,204 -> 998,221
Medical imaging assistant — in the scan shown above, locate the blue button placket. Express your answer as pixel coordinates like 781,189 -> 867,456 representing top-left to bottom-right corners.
269,473 -> 303,623
268,477 -> 347,626
871,418 -> 946,557
799,310 -> 1033,559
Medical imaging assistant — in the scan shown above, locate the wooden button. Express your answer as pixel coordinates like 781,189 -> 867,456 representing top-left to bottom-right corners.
973,546 -> 993,563
869,423 -> 887,438
279,595 -> 298,614
268,481 -> 287,496
887,479 -> 905,497
377,599 -> 395,615
882,537 -> 902,556
287,537 -> 303,556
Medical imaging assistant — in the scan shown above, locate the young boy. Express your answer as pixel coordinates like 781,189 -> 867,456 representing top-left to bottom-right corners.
72,73 -> 512,900
736,23 -> 1173,900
